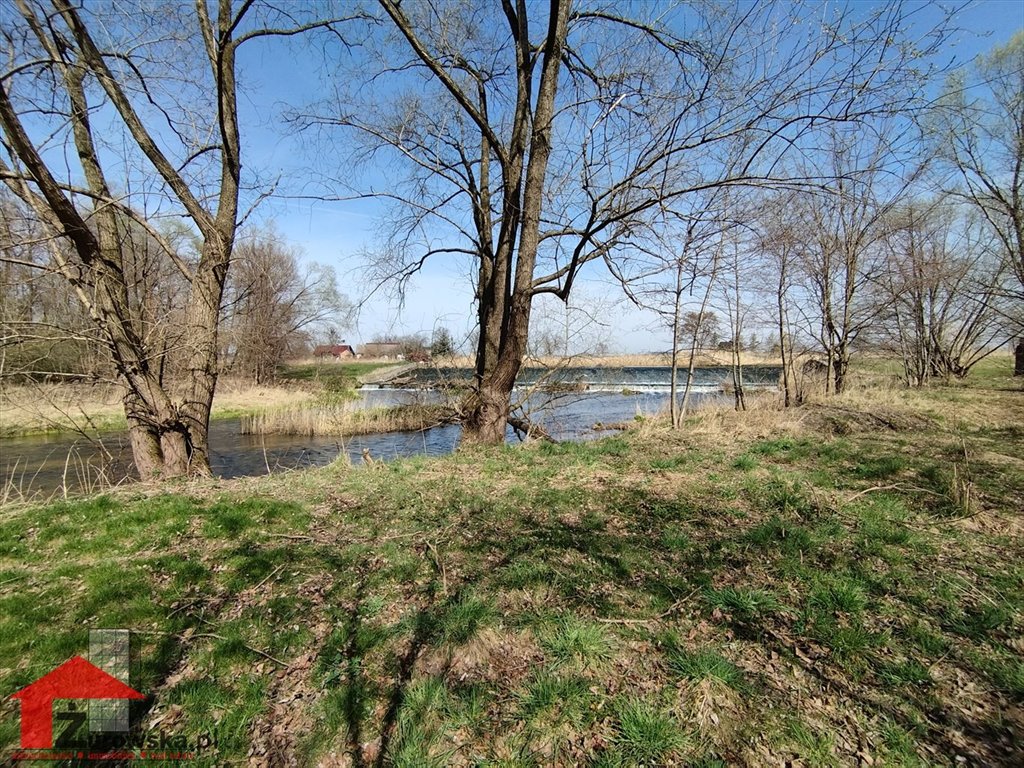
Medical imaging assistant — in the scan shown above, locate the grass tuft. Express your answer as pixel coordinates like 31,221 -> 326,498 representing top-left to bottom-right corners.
540,617 -> 614,670
666,646 -> 746,690
704,586 -> 781,624
612,698 -> 686,764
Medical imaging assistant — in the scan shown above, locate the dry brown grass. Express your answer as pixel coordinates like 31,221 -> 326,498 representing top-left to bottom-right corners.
0,378 -> 315,436
240,401 -> 451,437
210,381 -> 316,415
802,378 -> 1021,432
0,382 -> 126,435
628,389 -> 812,445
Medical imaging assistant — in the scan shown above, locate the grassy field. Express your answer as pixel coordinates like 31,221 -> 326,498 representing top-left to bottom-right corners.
0,360 -> 1021,765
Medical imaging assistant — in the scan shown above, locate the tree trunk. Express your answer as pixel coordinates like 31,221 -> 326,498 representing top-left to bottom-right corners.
1015,338 -> 1024,376
834,347 -> 849,394
463,379 -> 513,445
460,0 -> 570,446
125,416 -> 163,481
732,337 -> 746,411
462,304 -> 527,445
669,271 -> 683,427
777,271 -> 791,407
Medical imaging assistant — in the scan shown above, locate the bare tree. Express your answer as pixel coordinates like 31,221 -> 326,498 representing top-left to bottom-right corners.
755,192 -> 803,406
874,199 -> 1007,383
791,121 -> 925,395
630,202 -> 731,427
931,32 -> 1024,374
225,228 -> 350,385
0,194 -> 102,380
302,0 -> 953,444
720,238 -> 749,411
0,1 -> 348,478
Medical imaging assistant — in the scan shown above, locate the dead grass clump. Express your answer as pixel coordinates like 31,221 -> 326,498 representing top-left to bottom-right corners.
419,627 -> 542,687
675,677 -> 745,745
212,381 -> 316,412
804,403 -> 935,436
669,392 -> 810,445
240,403 -> 452,437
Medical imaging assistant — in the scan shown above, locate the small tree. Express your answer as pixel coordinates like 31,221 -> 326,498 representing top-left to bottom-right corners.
430,327 -> 455,358
680,312 -> 721,353
225,229 -> 349,384
875,200 -> 1006,383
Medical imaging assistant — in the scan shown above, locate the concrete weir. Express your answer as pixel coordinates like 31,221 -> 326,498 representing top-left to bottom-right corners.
357,362 -> 420,387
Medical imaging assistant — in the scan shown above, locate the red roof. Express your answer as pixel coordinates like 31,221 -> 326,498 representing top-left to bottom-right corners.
13,656 -> 145,701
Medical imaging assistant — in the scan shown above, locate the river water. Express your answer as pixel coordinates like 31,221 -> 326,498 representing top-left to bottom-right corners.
1,366 -> 778,498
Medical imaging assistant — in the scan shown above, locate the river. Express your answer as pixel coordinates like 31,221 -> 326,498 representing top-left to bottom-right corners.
1,366 -> 779,499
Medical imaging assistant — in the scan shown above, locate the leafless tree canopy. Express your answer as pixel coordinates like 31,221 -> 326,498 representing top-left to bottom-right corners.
223,227 -> 352,385
295,0 -> 959,442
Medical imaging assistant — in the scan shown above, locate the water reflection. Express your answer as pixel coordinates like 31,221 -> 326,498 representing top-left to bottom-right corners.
2,369 -> 777,498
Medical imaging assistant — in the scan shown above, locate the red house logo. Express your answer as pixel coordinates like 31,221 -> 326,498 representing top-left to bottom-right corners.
12,656 -> 145,749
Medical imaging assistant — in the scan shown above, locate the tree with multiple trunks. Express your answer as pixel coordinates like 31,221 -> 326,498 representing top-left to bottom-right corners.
0,1 -> 349,477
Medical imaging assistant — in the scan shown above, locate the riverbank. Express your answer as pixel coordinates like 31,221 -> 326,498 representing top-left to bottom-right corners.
0,361 -> 401,437
1,361 -> 1020,765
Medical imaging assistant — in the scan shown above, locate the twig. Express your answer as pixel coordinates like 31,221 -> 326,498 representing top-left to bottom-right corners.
845,483 -> 945,502
267,533 -> 320,542
927,651 -> 951,671
846,484 -> 902,502
425,540 -> 448,595
133,629 -> 287,667
921,508 -> 988,527
0,573 -> 29,588
254,564 -> 284,591
167,598 -> 204,618
376,522 -> 459,544
596,591 -> 696,624
193,633 -> 288,667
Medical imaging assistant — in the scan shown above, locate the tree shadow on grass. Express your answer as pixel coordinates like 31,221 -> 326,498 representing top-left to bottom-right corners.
335,550 -> 480,768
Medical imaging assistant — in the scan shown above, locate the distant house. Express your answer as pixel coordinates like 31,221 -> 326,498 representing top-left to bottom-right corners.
313,344 -> 355,359
360,342 -> 404,359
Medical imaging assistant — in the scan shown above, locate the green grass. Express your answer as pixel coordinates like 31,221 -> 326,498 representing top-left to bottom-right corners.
704,586 -> 781,624
611,698 -> 686,764
666,645 -> 746,690
2,372 -> 1022,765
277,360 -> 398,388
539,617 -> 614,670
518,671 -> 595,727
809,574 -> 869,615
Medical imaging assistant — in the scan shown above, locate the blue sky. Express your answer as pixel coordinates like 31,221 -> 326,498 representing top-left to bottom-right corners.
233,0 -> 1024,353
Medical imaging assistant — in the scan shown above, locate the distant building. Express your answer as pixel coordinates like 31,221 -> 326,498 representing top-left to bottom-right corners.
360,342 -> 404,359
313,344 -> 355,359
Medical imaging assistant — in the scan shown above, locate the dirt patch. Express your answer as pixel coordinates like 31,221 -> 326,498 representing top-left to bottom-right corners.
805,403 -> 936,435
247,574 -> 336,767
